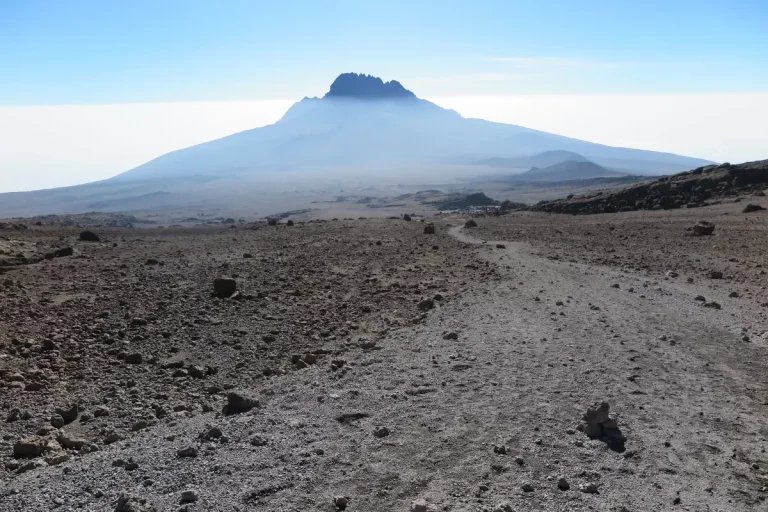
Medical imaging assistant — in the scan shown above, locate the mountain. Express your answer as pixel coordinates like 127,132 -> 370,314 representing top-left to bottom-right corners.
114,73 -> 712,182
476,150 -> 591,170
519,160 -> 627,181
0,73 -> 716,216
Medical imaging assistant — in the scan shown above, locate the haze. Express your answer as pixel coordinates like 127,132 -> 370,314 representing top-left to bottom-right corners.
1,93 -> 767,193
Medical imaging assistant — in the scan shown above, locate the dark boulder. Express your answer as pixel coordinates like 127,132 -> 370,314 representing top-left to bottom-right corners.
79,230 -> 100,242
743,203 -> 766,213
54,247 -> 73,257
222,392 -> 260,415
213,277 -> 237,298
693,221 -> 715,236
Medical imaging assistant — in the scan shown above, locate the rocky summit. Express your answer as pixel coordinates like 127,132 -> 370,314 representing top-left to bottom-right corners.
323,72 -> 417,100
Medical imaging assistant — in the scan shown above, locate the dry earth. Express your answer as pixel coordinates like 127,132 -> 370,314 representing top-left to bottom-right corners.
2,198 -> 768,511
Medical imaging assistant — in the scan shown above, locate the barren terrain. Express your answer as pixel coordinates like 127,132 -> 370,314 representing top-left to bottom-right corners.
2,195 -> 768,511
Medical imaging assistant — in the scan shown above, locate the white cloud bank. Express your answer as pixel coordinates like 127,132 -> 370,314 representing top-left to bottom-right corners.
0,94 -> 766,193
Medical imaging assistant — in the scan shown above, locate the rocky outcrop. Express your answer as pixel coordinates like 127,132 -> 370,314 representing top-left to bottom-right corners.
324,73 -> 416,100
532,160 -> 768,214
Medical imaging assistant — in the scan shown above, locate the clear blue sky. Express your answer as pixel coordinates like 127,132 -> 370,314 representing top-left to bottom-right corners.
1,0 -> 766,105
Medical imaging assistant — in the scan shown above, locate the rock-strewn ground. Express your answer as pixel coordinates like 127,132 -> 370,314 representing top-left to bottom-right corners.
2,201 -> 768,511
531,159 -> 768,214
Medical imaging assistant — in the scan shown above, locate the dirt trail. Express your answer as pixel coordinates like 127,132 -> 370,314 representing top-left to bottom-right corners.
445,223 -> 768,510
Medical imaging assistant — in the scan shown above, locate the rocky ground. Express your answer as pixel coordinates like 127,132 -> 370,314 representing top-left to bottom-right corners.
532,159 -> 768,214
2,198 -> 768,511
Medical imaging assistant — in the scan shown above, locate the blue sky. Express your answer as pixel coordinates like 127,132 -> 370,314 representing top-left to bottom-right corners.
1,0 -> 767,192
1,0 -> 766,105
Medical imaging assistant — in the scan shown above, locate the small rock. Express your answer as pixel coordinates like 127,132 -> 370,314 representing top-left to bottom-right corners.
213,277 -> 237,298
94,406 -> 111,417
58,433 -> 87,450
79,230 -> 100,242
557,477 -> 570,490
180,490 -> 199,503
222,392 -> 259,415
333,496 -> 348,510
579,482 -> 599,494
250,435 -> 268,447
104,432 -> 123,444
125,352 -> 143,364
411,499 -> 428,512
200,427 -> 222,441
417,298 -> 434,311
464,219 -> 477,228
692,221 -> 715,236
13,437 -> 48,458
373,426 -> 390,438
743,203 -> 766,213
177,446 -> 198,458
114,493 -> 156,512
521,482 -> 535,492
50,414 -> 65,428
131,420 -> 148,432
54,247 -> 73,257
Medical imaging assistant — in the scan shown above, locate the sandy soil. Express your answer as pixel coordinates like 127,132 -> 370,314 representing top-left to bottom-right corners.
2,201 -> 768,511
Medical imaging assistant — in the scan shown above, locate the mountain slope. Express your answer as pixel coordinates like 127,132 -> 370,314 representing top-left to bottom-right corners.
114,73 -> 712,182
477,150 -> 590,170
